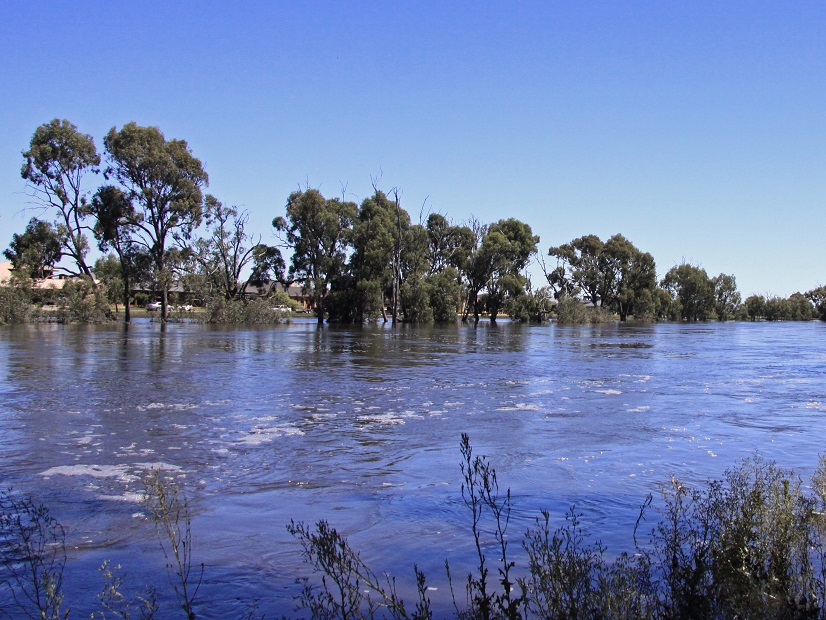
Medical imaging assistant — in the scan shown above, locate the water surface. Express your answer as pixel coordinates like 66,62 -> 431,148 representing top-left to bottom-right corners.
1,320 -> 824,616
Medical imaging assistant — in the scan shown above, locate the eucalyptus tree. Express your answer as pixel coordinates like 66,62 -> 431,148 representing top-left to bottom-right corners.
807,286 -> 826,321
483,218 -> 539,322
21,119 -> 101,284
461,220 -> 489,323
3,218 -> 61,280
710,273 -> 741,321
548,235 -> 606,307
602,234 -> 657,321
191,195 -> 284,302
350,190 -> 406,321
547,233 -> 656,320
91,185 -> 151,322
661,263 -> 714,321
273,189 -> 357,324
103,122 -> 209,320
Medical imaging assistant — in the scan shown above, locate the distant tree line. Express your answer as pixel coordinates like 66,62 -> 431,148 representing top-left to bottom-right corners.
4,118 -> 826,324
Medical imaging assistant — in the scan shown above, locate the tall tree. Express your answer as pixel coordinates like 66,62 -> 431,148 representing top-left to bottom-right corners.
21,119 -> 100,284
483,218 -> 539,322
103,123 -> 209,320
661,263 -> 714,321
548,235 -> 607,307
273,189 -> 356,325
710,273 -> 741,321
350,190 -> 404,322
4,218 -> 61,279
601,234 -> 657,321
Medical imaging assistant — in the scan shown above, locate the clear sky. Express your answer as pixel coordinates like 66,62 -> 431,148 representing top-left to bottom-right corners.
1,2 -> 824,297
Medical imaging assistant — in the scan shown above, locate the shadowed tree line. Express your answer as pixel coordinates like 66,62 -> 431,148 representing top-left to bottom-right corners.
4,119 -> 825,325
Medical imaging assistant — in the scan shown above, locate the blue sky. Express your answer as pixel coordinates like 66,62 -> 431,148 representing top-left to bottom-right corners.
1,2 -> 824,297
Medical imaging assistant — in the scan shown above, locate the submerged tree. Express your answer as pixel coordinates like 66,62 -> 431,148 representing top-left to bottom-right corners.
104,122 -> 209,320
710,273 -> 741,321
274,189 -> 357,325
661,263 -> 714,321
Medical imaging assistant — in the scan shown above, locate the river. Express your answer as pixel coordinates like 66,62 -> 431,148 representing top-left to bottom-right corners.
1,319 -> 825,617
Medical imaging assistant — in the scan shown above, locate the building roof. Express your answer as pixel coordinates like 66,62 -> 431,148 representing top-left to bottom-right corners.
0,260 -> 68,290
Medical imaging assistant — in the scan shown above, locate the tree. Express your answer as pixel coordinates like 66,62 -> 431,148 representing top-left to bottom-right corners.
548,235 -> 606,307
4,218 -> 61,279
806,286 -> 826,321
21,119 -> 100,284
427,268 -> 462,323
191,195 -> 283,302
787,292 -> 814,321
601,234 -> 657,321
661,263 -> 714,321
546,233 -> 656,320
104,123 -> 209,320
483,219 -> 539,322
710,274 -> 741,321
745,294 -> 766,321
273,189 -> 356,325
91,185 -> 151,322
350,190 -> 406,322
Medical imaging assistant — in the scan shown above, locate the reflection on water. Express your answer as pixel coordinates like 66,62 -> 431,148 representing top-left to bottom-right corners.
1,319 -> 825,615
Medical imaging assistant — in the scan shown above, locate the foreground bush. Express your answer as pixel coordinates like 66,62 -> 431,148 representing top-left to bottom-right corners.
4,440 -> 826,618
291,438 -> 826,620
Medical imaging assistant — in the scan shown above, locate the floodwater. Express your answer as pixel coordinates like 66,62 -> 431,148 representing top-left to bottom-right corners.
1,319 -> 825,617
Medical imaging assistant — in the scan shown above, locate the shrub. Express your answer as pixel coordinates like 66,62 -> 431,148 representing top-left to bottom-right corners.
56,279 -> 111,323
199,297 -> 286,324
0,278 -> 37,324
556,297 -> 614,325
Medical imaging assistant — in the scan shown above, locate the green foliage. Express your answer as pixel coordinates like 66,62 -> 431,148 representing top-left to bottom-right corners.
520,508 -> 652,619
400,277 -> 434,323
104,122 -> 209,320
807,286 -> 826,321
274,189 -> 357,324
548,234 -> 657,321
556,297 -> 615,325
92,560 -> 158,620
291,441 -> 826,620
507,286 -> 554,323
744,293 -> 815,322
0,280 -> 36,325
745,294 -> 766,320
199,297 -> 286,324
94,254 -> 125,308
661,263 -> 714,321
646,456 -> 826,618
55,278 -> 111,323
287,519 -> 431,620
21,118 -> 100,282
4,217 -> 62,280
427,269 -> 461,323
710,273 -> 741,321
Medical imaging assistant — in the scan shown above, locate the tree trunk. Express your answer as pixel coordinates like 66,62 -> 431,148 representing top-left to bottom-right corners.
123,273 -> 131,323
